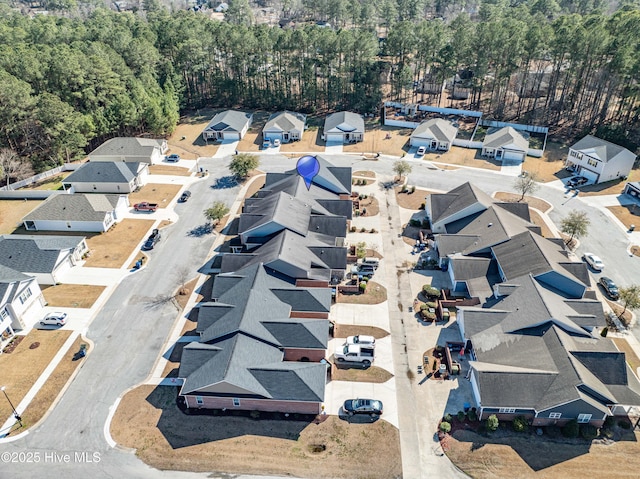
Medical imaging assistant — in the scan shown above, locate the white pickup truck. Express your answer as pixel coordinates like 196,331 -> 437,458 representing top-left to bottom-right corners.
334,344 -> 375,366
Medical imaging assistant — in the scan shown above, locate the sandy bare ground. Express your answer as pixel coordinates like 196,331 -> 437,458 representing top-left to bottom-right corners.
167,109 -> 222,159
426,146 -> 501,171
129,183 -> 182,207
84,219 -> 154,268
493,192 -> 553,213
111,385 -> 402,479
343,124 -> 411,156
41,284 -> 106,308
0,200 -> 43,234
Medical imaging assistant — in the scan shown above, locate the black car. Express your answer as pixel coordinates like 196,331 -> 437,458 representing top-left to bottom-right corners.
567,176 -> 588,187
343,398 -> 383,417
142,228 -> 161,250
599,276 -> 619,300
179,190 -> 192,202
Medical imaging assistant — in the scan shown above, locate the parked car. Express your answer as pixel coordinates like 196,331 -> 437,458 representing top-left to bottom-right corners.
346,335 -> 376,347
273,139 -> 281,147
359,257 -> 379,270
583,252 -> 604,271
599,276 -> 619,300
567,176 -> 588,187
133,202 -> 158,212
142,228 -> 161,250
334,344 -> 374,365
40,312 -> 67,326
343,398 -> 383,416
166,154 -> 180,162
179,190 -> 192,202
416,146 -> 426,157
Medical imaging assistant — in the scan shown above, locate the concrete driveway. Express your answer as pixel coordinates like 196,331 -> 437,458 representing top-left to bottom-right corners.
213,139 -> 240,158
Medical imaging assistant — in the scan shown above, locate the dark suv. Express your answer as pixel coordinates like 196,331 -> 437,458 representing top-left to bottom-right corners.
567,176 -> 588,187
142,228 -> 161,250
598,276 -> 619,300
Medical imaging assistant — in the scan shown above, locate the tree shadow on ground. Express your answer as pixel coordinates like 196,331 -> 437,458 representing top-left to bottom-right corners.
187,223 -> 214,237
146,386 -> 314,449
211,176 -> 238,189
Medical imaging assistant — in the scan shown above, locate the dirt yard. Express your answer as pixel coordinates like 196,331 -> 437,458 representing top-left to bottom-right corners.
166,109 -> 221,159
0,200 -> 44,234
355,196 -> 379,216
111,385 -> 402,479
0,330 -> 72,428
578,168 -> 640,197
446,428 -> 640,479
84,219 -> 154,268
41,284 -> 106,308
148,165 -> 192,177
529,210 -> 556,238
425,146 -> 502,171
606,205 -> 640,230
343,124 -> 411,156
337,281 -> 387,304
493,192 -> 553,213
395,187 -> 434,210
8,336 -> 87,435
522,141 -> 569,182
353,170 -> 376,178
129,183 -> 182,207
331,364 -> 393,383
333,324 -> 389,339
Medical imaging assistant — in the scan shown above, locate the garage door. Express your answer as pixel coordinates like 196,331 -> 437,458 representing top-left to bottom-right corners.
580,168 -> 599,184
502,149 -> 524,161
410,138 -> 430,147
222,132 -> 241,141
325,133 -> 344,143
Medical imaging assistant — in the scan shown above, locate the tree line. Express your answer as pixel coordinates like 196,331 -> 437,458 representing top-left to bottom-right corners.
1,1 -> 639,174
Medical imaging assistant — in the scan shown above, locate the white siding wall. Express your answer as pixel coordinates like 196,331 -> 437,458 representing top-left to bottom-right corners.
30,219 -> 108,233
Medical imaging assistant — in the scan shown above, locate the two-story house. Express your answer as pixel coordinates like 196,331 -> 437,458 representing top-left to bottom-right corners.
565,135 -> 636,184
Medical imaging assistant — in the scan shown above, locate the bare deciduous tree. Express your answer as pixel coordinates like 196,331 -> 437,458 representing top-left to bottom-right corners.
0,148 -> 33,189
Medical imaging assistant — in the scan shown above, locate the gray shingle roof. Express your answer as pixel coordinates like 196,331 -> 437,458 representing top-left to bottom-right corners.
263,111 -> 306,133
203,110 -> 252,133
64,162 -> 144,184
570,135 -> 633,162
239,191 -> 312,238
0,235 -> 85,274
0,264 -> 31,284
429,182 -> 495,226
411,118 -> 458,143
23,194 -> 121,222
89,137 -> 164,157
483,127 -> 529,151
324,111 -> 365,134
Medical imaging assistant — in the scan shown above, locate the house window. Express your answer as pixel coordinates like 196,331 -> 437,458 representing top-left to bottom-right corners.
0,309 -> 8,320
18,288 -> 32,305
577,414 -> 592,423
587,158 -> 598,168
499,408 -> 516,413
195,396 -> 203,405
549,412 -> 562,419
233,398 -> 241,407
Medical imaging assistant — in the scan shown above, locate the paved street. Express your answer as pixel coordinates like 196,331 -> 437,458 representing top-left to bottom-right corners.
1,151 -> 640,479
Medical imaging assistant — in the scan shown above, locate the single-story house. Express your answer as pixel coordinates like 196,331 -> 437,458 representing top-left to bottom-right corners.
0,235 -> 88,285
0,265 -> 45,334
202,110 -> 253,141
323,111 -> 365,143
22,194 -> 128,232
482,127 -> 529,162
88,137 -> 167,164
624,182 -> 640,199
263,111 -> 307,143
410,118 -> 458,151
62,161 -> 149,194
565,135 -> 637,184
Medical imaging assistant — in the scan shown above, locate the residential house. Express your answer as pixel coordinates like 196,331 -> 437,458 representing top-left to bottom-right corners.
22,194 -> 128,232
410,119 -> 458,151
426,182 -> 496,233
0,235 -> 87,285
458,273 -> 640,426
323,112 -> 365,143
0,265 -> 45,335
565,135 -> 637,184
623,182 -> 640,199
482,127 -> 529,162
201,110 -> 253,141
88,137 -> 167,164
62,161 -> 149,194
263,111 -> 307,143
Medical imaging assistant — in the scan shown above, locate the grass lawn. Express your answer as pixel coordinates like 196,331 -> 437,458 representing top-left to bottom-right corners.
111,385 -> 401,479
426,146 -> 502,171
129,183 -> 182,207
493,192 -> 553,213
446,428 -> 640,479
0,200 -> 44,234
606,205 -> 640,230
395,187 -> 433,210
343,124 -> 411,156
85,219 -> 155,268
331,364 -> 393,383
148,164 -> 192,177
41,284 -> 106,308
0,330 -> 72,428
334,324 -> 389,339
20,172 -> 73,191
7,335 -> 87,436
612,337 -> 640,371
337,281 -> 387,304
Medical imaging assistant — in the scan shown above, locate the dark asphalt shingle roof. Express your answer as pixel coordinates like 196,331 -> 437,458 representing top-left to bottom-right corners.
23,194 -> 121,222
411,118 -> 458,143
429,182 -> 495,226
239,191 -> 312,238
483,127 -> 529,151
324,111 -> 364,134
89,137 -> 165,157
64,162 -> 145,184
570,135 -> 633,162
0,235 -> 85,274
263,111 -> 306,133
203,110 -> 252,133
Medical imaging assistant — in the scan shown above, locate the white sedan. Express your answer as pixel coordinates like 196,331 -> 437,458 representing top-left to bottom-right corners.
40,312 -> 67,326
583,252 -> 604,271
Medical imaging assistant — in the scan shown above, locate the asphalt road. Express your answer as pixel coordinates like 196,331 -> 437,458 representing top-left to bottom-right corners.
1,152 -> 639,479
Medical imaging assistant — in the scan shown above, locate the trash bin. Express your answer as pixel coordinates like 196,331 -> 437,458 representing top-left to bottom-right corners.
630,224 -> 635,232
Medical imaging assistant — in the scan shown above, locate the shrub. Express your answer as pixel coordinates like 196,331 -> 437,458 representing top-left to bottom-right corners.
422,285 -> 441,299
444,413 -> 453,423
421,310 -> 436,321
409,219 -> 421,227
250,410 -> 261,420
604,416 -> 616,428
513,416 -> 528,433
580,424 -> 598,440
601,428 -> 614,439
457,411 -> 466,422
350,226 -> 357,233
439,421 -> 451,433
486,414 -> 499,432
411,185 -> 416,193
545,425 -> 562,438
419,303 -> 429,311
422,218 -> 430,228
360,227 -> 367,233
468,409 -> 478,422
425,301 -> 437,309
359,281 -> 367,291
419,202 -> 425,210
562,419 -> 580,438
618,419 -> 632,429
370,228 -> 377,233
